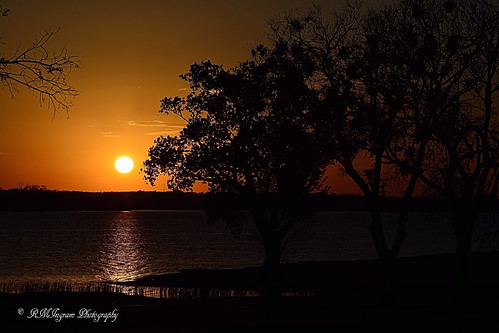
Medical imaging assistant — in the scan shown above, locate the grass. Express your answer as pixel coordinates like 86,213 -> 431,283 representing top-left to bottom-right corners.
0,280 -> 268,298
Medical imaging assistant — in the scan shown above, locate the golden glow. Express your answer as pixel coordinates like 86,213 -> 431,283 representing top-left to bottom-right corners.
0,0 -> 359,193
115,156 -> 134,173
99,211 -> 147,282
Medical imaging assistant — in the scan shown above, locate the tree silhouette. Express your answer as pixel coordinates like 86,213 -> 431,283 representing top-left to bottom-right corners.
142,47 -> 326,293
268,1 -> 499,295
142,0 -> 498,301
0,3 -> 79,113
267,2 -> 423,262
382,0 -> 499,303
355,0 -> 484,262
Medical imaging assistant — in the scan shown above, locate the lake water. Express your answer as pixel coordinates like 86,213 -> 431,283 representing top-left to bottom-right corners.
0,210 -> 497,285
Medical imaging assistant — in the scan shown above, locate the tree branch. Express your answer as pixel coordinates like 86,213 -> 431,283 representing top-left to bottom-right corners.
0,29 -> 80,116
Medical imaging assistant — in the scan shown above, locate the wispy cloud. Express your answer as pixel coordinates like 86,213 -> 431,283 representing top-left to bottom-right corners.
145,131 -> 167,136
128,119 -> 184,136
127,120 -> 168,127
0,152 -> 10,156
144,131 -> 178,136
146,125 -> 185,136
100,132 -> 121,138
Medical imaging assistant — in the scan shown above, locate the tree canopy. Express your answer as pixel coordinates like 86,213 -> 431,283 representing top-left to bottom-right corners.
143,48 -> 325,196
143,0 -> 499,298
142,45 -> 327,293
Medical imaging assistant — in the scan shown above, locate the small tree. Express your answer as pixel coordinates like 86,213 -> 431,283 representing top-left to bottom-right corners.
0,2 -> 79,114
142,47 -> 326,293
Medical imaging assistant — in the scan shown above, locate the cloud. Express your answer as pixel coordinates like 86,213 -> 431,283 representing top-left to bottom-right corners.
127,120 -> 168,127
128,120 -> 185,136
0,152 -> 10,155
145,131 -> 168,136
144,131 -> 179,136
100,132 -> 121,138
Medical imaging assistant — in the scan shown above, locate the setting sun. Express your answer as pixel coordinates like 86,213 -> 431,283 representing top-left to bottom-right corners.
115,156 -> 134,173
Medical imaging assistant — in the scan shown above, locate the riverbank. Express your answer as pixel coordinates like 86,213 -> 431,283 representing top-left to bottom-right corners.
2,254 -> 499,332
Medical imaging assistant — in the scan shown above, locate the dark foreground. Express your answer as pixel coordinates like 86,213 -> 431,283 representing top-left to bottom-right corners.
2,254 -> 499,332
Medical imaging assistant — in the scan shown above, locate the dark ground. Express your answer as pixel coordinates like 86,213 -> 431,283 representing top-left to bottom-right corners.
2,254 -> 499,332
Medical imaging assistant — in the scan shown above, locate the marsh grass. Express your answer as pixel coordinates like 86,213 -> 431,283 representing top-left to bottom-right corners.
0,280 -> 315,298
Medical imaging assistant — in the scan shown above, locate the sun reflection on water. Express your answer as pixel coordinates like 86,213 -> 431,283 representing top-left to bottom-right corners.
99,211 -> 149,282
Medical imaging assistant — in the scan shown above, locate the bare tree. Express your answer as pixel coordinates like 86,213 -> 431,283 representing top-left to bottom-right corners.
267,1 -> 499,283
370,0 -> 499,305
266,1 -> 421,262
0,3 -> 79,114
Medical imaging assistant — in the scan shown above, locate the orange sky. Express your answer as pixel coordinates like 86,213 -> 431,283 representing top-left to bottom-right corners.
0,0 -> 380,193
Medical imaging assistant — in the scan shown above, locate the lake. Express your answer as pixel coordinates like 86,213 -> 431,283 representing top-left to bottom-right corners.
0,210 -> 497,285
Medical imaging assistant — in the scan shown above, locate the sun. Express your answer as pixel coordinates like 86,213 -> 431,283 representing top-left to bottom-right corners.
115,156 -> 134,173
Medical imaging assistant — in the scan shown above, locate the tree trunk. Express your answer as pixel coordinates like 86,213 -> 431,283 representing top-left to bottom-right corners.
454,205 -> 475,307
251,207 -> 282,296
388,198 -> 410,259
369,199 -> 389,260
340,159 -> 390,261
261,230 -> 282,295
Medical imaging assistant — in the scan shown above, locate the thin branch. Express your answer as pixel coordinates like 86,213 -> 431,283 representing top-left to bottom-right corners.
0,29 -> 80,116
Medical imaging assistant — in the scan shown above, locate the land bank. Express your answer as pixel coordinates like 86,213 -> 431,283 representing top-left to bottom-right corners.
0,189 -> 473,212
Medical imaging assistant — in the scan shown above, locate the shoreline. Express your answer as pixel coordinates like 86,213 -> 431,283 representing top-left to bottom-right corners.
2,254 -> 499,331
118,252 -> 499,292
3,253 -> 499,296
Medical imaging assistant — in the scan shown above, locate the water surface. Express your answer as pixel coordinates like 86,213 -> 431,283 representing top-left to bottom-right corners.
0,210 -> 496,284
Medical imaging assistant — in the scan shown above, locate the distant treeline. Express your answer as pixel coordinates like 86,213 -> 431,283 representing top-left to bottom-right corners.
0,189 -> 482,212
0,190 -> 205,211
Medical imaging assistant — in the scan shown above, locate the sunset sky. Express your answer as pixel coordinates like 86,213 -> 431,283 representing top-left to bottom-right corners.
0,0 -> 383,193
